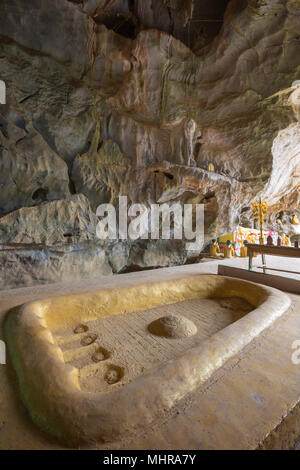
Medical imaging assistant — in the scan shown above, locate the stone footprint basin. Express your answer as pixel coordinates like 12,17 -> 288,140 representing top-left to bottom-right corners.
4,275 -> 291,446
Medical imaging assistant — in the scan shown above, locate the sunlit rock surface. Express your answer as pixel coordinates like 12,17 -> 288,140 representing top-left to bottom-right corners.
0,0 -> 299,287
0,194 -> 97,244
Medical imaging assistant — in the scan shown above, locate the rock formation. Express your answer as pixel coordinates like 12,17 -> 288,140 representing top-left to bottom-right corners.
0,0 -> 299,287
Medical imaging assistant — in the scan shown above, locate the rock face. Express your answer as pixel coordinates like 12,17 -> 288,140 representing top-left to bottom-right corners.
0,194 -> 97,244
0,0 -> 299,288
0,242 -> 112,289
0,116 -> 71,216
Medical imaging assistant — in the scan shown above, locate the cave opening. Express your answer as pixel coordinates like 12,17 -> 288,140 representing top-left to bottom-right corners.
90,0 -> 234,53
184,0 -> 232,53
0,117 -> 8,139
153,170 -> 174,181
94,13 -> 137,39
32,187 -> 48,201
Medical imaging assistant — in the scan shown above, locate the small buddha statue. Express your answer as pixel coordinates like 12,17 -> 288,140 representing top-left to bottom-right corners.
292,215 -> 300,225
281,233 -> 291,247
267,235 -> 273,245
223,240 -> 235,259
240,240 -> 248,257
209,239 -> 221,257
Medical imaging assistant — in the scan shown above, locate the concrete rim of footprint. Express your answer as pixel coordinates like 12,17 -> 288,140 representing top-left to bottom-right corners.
4,275 -> 291,446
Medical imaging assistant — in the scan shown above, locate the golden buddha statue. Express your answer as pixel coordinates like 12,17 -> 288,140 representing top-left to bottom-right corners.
209,239 -> 221,257
281,233 -> 291,246
223,240 -> 235,259
240,240 -> 248,257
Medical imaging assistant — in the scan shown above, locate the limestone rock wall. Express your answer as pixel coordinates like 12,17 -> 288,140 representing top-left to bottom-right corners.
0,194 -> 98,244
0,0 -> 299,288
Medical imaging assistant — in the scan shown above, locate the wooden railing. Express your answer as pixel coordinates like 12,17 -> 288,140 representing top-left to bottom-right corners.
247,243 -> 300,274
